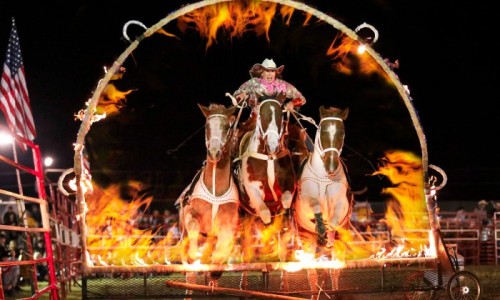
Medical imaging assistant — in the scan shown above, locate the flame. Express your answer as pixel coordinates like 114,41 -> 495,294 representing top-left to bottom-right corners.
96,78 -> 134,117
326,34 -> 389,80
85,182 -> 181,266
80,1 -> 435,268
372,150 -> 432,257
177,1 -> 312,50
82,149 -> 434,269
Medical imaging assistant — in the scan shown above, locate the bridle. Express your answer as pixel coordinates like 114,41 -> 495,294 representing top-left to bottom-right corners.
256,99 -> 284,151
315,116 -> 344,168
205,113 -> 232,160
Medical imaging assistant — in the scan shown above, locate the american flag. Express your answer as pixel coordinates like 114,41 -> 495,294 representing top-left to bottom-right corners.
0,17 -> 36,151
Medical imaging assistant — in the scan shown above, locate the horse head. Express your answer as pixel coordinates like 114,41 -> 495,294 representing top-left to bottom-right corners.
256,97 -> 284,155
198,103 -> 237,162
317,106 -> 349,178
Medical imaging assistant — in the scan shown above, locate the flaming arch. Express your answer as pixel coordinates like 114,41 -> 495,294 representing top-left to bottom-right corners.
73,0 -> 433,276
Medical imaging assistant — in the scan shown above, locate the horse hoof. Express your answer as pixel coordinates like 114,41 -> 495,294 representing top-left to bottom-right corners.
282,218 -> 290,232
260,210 -> 271,224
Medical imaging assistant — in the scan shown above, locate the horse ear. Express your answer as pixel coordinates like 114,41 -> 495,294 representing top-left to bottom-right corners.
198,103 -> 210,118
342,107 -> 349,120
319,106 -> 326,117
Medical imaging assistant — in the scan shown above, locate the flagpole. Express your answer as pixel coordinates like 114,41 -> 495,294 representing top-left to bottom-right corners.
11,141 -> 24,196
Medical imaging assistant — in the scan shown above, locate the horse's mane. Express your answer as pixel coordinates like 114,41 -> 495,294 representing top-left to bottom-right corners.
320,106 -> 349,119
207,103 -> 228,114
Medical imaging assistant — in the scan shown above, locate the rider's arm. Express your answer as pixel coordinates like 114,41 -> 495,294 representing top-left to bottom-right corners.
233,78 -> 259,106
283,82 -> 306,110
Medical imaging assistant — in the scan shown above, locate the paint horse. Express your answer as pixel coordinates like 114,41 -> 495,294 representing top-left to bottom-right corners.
176,103 -> 239,281
294,106 -> 353,250
236,96 -> 297,227
235,96 -> 299,291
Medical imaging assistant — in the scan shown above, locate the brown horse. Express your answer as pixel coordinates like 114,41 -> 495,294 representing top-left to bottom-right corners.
235,97 -> 299,291
176,103 -> 239,280
236,97 -> 297,226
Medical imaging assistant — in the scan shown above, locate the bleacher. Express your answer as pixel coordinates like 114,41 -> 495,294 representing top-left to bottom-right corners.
350,206 -> 500,266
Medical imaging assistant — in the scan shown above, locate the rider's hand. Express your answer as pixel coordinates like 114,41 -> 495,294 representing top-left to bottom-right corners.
285,101 -> 295,111
236,92 -> 247,102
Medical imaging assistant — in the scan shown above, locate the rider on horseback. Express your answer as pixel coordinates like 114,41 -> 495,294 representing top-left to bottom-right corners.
233,58 -> 306,116
232,58 -> 309,160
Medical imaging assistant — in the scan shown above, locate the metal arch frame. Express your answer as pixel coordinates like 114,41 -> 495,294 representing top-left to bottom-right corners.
73,0 -> 429,273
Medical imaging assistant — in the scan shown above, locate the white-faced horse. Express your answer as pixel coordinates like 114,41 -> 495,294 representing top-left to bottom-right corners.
176,103 -> 239,281
294,106 -> 353,249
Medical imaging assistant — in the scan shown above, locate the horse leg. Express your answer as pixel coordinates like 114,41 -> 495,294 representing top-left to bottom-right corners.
247,186 -> 271,224
184,212 -> 201,263
314,213 -> 327,246
325,194 -> 350,251
305,195 -> 327,246
280,190 -> 293,231
210,227 -> 235,280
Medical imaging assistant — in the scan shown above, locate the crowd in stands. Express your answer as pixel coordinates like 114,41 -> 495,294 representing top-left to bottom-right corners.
138,209 -> 181,246
0,204 -> 47,296
439,199 -> 500,230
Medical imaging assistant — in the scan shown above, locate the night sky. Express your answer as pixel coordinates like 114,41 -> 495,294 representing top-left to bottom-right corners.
0,1 -> 498,205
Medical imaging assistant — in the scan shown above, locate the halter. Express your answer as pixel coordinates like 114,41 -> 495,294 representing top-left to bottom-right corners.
315,116 -> 344,159
205,113 -> 232,152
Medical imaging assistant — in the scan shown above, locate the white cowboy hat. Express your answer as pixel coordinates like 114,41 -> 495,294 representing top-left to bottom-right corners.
478,199 -> 488,206
250,58 -> 285,76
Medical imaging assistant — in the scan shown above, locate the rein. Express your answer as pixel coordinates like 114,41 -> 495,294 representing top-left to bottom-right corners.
225,92 -> 246,132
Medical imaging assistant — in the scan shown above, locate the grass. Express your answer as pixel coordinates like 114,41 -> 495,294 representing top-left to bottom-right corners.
8,265 -> 500,299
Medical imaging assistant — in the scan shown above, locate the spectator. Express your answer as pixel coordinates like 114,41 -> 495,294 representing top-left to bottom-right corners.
162,209 -> 175,235
33,238 -> 46,255
3,205 -> 19,242
454,206 -> 467,227
34,251 -> 48,281
25,210 -> 38,228
492,201 -> 500,217
1,233 -> 20,296
148,209 -> 163,227
18,246 -> 30,286
0,233 -> 8,259
29,204 -> 43,226
138,216 -> 149,230
473,199 -> 490,226
3,205 -> 18,226
163,209 -> 175,225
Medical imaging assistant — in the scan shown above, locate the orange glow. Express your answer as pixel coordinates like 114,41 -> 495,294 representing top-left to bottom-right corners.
326,34 -> 389,80
177,1 -> 314,50
373,150 -> 432,256
85,182 -> 180,266
81,2 -> 434,269
96,81 -> 134,117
